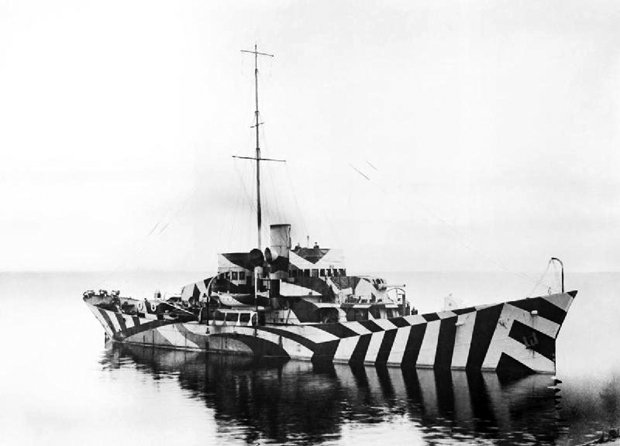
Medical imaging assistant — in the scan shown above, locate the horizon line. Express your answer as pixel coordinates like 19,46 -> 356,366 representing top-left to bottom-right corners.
0,268 -> 616,275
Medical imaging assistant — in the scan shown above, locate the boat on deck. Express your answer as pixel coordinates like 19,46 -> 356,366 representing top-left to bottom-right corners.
83,45 -> 576,377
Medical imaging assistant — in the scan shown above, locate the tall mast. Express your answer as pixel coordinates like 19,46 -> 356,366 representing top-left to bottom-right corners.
253,45 -> 261,248
235,44 -> 284,250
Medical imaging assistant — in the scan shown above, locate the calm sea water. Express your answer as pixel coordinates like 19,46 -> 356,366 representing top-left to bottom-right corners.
0,271 -> 619,445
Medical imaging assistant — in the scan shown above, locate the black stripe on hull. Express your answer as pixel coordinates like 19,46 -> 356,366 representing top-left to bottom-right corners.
258,326 -> 316,351
389,317 -> 411,328
508,297 -> 567,326
453,306 -> 476,315
508,320 -> 555,362
311,341 -> 340,362
257,326 -> 339,361
358,320 -> 385,333
434,317 -> 457,370
401,324 -> 427,367
115,313 -> 127,332
422,313 -> 440,322
349,334 -> 372,364
121,319 -> 177,339
315,323 -> 360,339
466,304 -> 503,371
375,329 -> 398,364
495,352 -> 535,379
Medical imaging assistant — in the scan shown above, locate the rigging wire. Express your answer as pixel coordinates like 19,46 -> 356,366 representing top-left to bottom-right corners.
284,163 -> 309,241
347,160 -> 555,292
265,163 -> 285,224
233,157 -> 257,216
100,180 -> 197,288
258,112 -> 290,229
527,259 -> 554,297
230,159 -> 250,247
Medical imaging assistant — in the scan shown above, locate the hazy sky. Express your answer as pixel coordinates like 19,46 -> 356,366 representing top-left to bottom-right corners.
1,0 -> 619,278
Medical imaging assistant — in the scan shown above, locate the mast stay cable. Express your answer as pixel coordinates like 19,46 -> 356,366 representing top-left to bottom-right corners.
347,160 -> 556,293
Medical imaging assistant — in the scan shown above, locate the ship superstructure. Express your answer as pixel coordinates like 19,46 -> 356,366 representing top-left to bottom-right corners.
180,223 -> 408,325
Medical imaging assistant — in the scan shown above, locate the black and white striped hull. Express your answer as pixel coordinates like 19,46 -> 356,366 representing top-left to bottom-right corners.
86,290 -> 576,376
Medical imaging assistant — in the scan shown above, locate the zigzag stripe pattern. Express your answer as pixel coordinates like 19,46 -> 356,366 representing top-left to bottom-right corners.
86,291 -> 576,375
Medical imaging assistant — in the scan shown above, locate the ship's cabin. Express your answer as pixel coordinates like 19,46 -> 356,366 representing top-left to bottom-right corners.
210,309 -> 265,327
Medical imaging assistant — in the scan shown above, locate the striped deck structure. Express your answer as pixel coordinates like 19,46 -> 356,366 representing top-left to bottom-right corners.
85,290 -> 576,376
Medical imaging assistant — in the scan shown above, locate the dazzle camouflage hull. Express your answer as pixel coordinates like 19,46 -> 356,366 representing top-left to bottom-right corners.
86,290 -> 575,375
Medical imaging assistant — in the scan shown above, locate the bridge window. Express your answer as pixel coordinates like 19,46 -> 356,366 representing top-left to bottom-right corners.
320,269 -> 325,277
239,313 -> 251,323
231,271 -> 238,280
345,308 -> 369,321
304,270 -> 310,277
225,313 -> 239,323
214,311 -> 225,321
311,269 -> 318,278
239,271 -> 245,281
387,308 -> 399,318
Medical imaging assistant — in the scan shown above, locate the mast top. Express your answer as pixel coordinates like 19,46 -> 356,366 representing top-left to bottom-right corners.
240,44 -> 274,59
235,44 -> 283,250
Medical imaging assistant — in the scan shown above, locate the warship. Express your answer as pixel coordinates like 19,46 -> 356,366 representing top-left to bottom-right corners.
84,46 -> 576,377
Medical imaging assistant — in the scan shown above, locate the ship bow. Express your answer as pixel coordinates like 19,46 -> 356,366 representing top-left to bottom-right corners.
483,290 -> 577,377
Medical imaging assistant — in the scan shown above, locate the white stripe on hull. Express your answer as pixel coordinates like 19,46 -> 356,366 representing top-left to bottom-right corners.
483,337 -> 555,373
344,322 -> 373,336
364,331 -> 385,363
333,337 -> 359,363
505,303 -> 560,338
416,321 -> 441,367
273,325 -> 340,343
89,306 -> 115,338
543,292 -> 574,311
107,313 -> 121,332
450,312 -> 477,369
158,325 -> 199,349
123,316 -> 135,329
386,325 -> 411,365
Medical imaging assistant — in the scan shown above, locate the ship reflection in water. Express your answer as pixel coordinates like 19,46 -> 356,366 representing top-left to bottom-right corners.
101,345 -> 565,445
